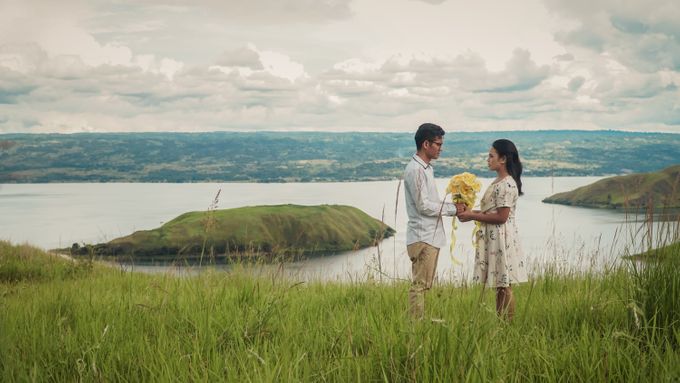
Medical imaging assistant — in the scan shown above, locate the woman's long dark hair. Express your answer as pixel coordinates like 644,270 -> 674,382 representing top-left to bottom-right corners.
492,139 -> 523,196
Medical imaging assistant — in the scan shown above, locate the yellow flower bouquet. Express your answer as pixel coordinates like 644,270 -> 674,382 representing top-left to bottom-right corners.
445,172 -> 482,264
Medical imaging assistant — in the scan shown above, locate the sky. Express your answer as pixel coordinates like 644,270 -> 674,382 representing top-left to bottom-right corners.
0,0 -> 679,134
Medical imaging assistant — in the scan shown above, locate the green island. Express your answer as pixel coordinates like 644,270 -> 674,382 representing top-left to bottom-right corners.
543,164 -> 680,210
625,241 -> 680,261
1,239 -> 678,381
66,204 -> 394,260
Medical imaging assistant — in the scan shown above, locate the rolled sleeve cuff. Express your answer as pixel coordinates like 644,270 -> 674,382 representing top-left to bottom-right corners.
444,202 -> 457,216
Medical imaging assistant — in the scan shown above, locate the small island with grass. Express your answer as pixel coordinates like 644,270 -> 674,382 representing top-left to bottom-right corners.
624,241 -> 680,261
542,165 -> 680,210
65,204 -> 395,260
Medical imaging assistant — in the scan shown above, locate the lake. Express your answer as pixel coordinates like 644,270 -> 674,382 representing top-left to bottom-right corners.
0,178 -> 674,282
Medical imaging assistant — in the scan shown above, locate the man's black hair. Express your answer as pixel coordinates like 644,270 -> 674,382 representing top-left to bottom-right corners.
415,123 -> 445,150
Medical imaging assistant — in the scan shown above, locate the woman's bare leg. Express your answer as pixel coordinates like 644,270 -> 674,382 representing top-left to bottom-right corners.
496,287 -> 515,322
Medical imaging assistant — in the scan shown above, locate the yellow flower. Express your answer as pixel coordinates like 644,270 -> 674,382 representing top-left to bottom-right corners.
445,172 -> 482,264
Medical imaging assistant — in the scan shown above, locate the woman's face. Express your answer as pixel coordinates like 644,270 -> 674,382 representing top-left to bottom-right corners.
487,147 -> 505,171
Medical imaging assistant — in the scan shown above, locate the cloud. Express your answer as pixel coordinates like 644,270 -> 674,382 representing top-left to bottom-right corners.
555,53 -> 575,61
215,45 -> 263,69
472,49 -> 550,92
258,50 -> 307,82
0,43 -> 48,73
0,0 -> 678,133
546,0 -> 680,72
0,40 -> 316,132
136,0 -> 353,24
0,68 -> 37,104
213,44 -> 308,82
2,35 -> 677,134
409,0 -> 448,4
568,76 -> 585,91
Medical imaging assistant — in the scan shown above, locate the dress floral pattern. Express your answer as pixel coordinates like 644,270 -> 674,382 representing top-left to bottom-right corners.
473,176 -> 528,288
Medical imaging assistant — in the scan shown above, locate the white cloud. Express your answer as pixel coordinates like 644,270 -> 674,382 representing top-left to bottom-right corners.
136,0 -> 353,24
409,0 -> 447,4
258,50 -> 307,82
547,0 -> 680,72
215,45 -> 263,69
0,0 -> 678,133
0,43 -> 47,73
213,44 -> 307,82
468,49 -> 550,93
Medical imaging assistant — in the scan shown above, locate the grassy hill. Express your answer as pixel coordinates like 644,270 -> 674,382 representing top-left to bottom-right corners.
543,165 -> 680,210
68,204 -> 395,258
625,241 -> 680,261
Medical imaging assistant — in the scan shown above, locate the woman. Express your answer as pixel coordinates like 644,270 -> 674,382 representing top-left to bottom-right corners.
458,139 -> 527,321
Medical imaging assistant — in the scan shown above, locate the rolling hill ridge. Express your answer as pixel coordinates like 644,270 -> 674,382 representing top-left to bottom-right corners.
542,165 -> 680,210
67,204 -> 395,258
2,131 -> 679,182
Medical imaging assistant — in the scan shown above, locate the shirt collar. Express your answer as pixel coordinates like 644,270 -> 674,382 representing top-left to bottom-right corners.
412,154 -> 430,169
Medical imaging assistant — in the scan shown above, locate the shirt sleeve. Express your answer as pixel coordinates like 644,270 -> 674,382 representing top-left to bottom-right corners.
405,167 -> 457,217
493,180 -> 517,208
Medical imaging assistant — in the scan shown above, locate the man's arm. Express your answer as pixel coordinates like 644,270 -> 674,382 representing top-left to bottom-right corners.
405,168 -> 457,217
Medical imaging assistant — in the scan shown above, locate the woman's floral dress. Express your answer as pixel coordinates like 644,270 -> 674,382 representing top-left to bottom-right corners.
473,176 -> 528,288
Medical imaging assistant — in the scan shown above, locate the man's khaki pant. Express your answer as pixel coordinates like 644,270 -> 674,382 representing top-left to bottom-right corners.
407,241 -> 440,319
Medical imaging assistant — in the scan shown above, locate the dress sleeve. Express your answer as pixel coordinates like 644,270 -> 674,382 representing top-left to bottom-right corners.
494,180 -> 517,208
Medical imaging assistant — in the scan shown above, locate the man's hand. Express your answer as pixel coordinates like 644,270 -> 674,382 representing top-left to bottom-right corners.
457,209 -> 479,222
454,202 -> 467,216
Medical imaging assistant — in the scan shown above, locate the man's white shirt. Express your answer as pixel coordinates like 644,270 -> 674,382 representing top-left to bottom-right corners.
403,154 -> 457,249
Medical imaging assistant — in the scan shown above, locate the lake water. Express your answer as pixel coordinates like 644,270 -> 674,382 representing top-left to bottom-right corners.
0,178 -> 675,282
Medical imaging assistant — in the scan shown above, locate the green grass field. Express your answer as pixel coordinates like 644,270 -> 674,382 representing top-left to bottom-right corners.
1,240 -> 679,382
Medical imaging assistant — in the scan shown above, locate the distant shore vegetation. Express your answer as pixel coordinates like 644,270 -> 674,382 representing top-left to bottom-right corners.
1,130 -> 679,183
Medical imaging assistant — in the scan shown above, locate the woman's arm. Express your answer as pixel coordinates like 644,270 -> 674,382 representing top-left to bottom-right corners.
457,207 -> 510,224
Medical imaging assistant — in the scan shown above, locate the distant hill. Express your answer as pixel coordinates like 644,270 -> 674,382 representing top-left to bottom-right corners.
66,204 -> 395,258
542,165 -> 680,210
1,130 -> 679,182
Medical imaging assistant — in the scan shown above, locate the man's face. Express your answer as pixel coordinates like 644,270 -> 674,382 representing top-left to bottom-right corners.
423,136 -> 443,160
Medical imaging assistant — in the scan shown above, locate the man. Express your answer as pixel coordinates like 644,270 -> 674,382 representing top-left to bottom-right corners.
403,123 -> 464,320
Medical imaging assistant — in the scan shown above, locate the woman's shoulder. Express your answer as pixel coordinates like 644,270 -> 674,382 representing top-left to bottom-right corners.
492,176 -> 515,188
497,176 -> 518,194
503,176 -> 517,187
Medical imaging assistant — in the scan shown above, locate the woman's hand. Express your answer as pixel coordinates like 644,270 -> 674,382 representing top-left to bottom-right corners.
460,208 -> 510,225
457,209 -> 479,222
